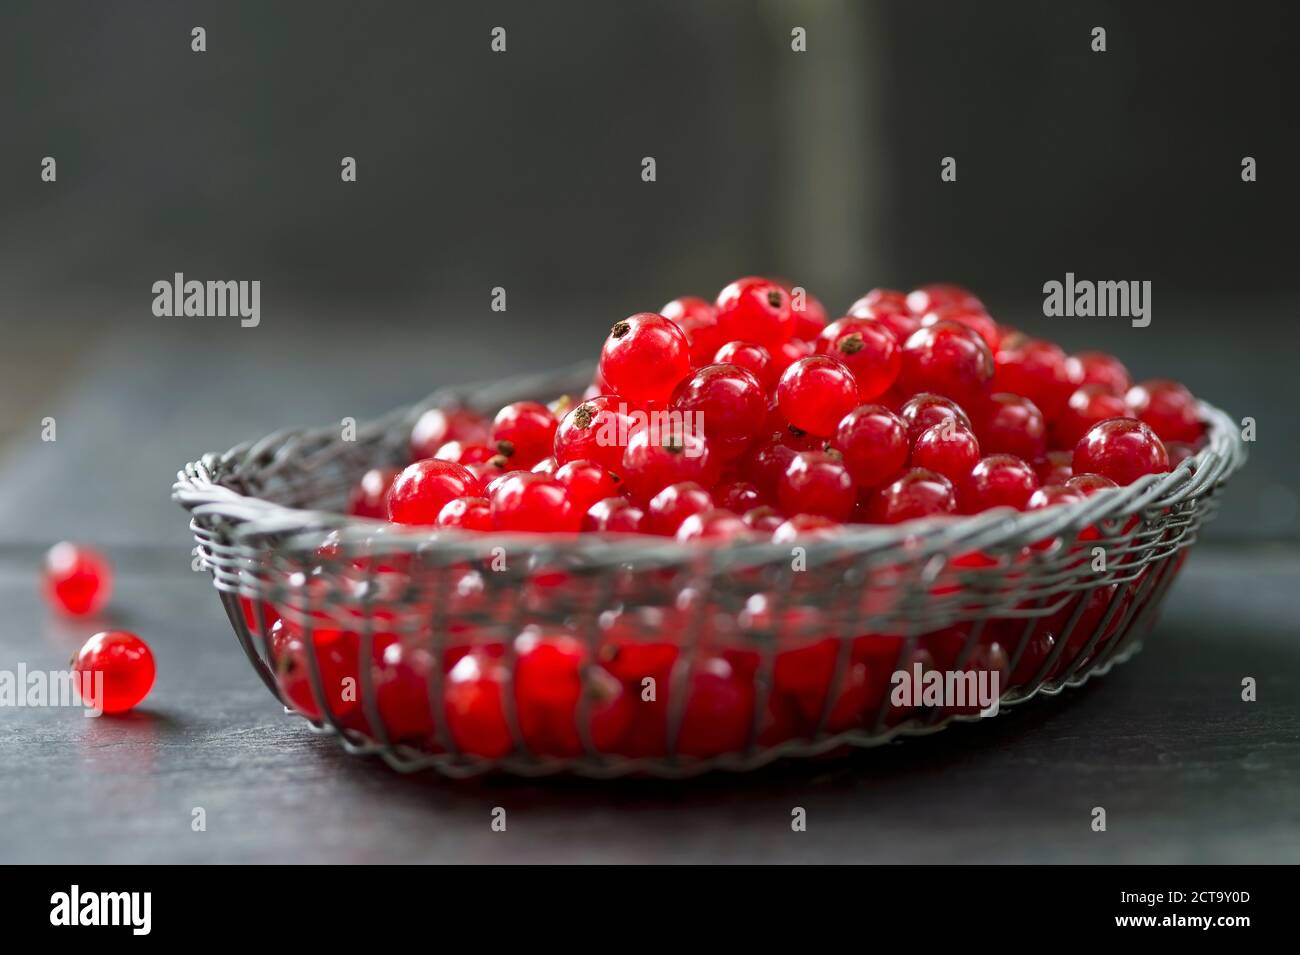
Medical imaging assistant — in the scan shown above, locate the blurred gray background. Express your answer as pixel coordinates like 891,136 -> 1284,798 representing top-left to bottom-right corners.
0,0 -> 1295,546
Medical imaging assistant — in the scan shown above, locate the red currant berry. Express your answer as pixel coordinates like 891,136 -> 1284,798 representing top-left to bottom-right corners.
713,340 -> 776,391
583,496 -> 646,533
906,283 -> 983,315
975,392 -> 1047,461
1055,384 -> 1129,449
646,481 -> 714,536
621,426 -> 716,503
898,320 -> 994,406
1027,484 -> 1085,510
823,320 -> 901,401
491,401 -> 558,469
531,455 -> 558,475
786,287 -> 828,340
1074,350 -> 1132,396
374,642 -> 435,742
347,467 -> 400,519
1034,449 -> 1074,485
434,441 -> 497,465
269,620 -> 360,721
715,276 -> 793,350
1065,473 -> 1119,497
675,508 -> 753,542
598,313 -> 691,404
676,656 -> 755,758
777,356 -> 860,436
410,407 -> 491,461
715,479 -> 763,513
43,542 -> 112,617
772,514 -> 842,541
1166,441 -> 1198,469
554,395 -> 638,474
490,472 -> 581,532
898,392 -> 973,444
832,404 -> 909,489
1126,379 -> 1202,443
553,459 -> 621,514
911,423 -> 981,485
436,495 -> 493,531
444,650 -> 512,758
993,336 -> 1080,420
514,630 -> 631,756
849,287 -> 910,316
661,296 -> 725,368
778,451 -> 856,521
867,468 -> 957,523
742,505 -> 784,533
71,630 -> 154,714
739,436 -> 798,501
387,459 -> 480,525
920,304 -> 1000,351
670,363 -> 767,460
961,454 -> 1040,512
1073,417 -> 1170,486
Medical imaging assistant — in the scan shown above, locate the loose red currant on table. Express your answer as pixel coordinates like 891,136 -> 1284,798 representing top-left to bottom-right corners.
583,496 -> 646,533
713,340 -> 776,390
347,467 -> 400,518
553,395 -> 638,474
676,508 -> 753,542
819,318 -> 901,401
993,336 -> 1080,419
436,495 -> 493,531
621,426 -> 716,503
670,364 -> 767,460
491,401 -> 558,469
911,423 -> 981,484
661,296 -> 725,368
386,459 -> 480,525
43,542 -> 113,617
897,392 -> 973,443
777,356 -> 860,436
489,472 -> 581,532
898,320 -> 994,406
778,451 -> 856,521
553,459 -> 620,514
1054,384 -> 1128,449
409,407 -> 491,461
1126,379 -> 1203,443
1074,350 -> 1132,396
1073,417 -> 1170,486
975,392 -> 1047,461
598,313 -> 691,404
962,454 -> 1040,512
646,481 -> 714,536
715,276 -> 793,350
867,468 -> 957,523
71,630 -> 155,714
832,405 -> 909,488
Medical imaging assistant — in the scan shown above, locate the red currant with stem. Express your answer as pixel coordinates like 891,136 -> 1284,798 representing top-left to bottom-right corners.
444,650 -> 512,758
348,467 -> 400,519
898,392 -> 973,444
1055,384 -> 1129,449
713,340 -> 776,390
621,427 -> 717,503
436,495 -> 493,531
898,320 -> 994,406
467,455 -> 511,487
598,313 -> 691,404
387,459 -> 481,525
410,407 -> 491,461
920,305 -> 1000,351
553,459 -> 621,514
777,356 -> 860,436
867,468 -> 957,523
43,542 -> 112,617
670,364 -> 767,460
1073,417 -> 1169,486
71,630 -> 154,714
976,392 -> 1047,461
554,395 -> 638,474
715,276 -> 793,350
583,496 -> 646,533
993,336 -> 1080,420
490,472 -> 581,532
825,322 -> 901,401
661,296 -> 725,368
778,451 -> 857,521
906,283 -> 983,315
832,404 -> 909,489
491,401 -> 558,469
675,508 -> 753,542
911,423 -> 981,484
1126,379 -> 1202,443
1074,350 -> 1132,396
646,481 -> 714,536
962,454 -> 1040,512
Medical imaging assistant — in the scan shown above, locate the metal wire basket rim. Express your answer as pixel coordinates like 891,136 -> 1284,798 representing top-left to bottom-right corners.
173,369 -> 1245,568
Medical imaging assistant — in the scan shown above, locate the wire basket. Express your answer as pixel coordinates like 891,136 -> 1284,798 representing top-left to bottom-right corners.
174,362 -> 1247,778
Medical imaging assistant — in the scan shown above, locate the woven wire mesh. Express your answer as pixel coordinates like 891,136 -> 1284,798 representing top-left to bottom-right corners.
173,363 -> 1247,778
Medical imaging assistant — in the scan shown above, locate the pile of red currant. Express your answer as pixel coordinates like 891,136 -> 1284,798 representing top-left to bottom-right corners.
253,278 -> 1204,763
363,278 -> 1201,540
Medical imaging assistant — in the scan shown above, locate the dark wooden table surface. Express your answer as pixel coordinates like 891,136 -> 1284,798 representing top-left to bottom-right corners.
1,312 -> 1297,863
